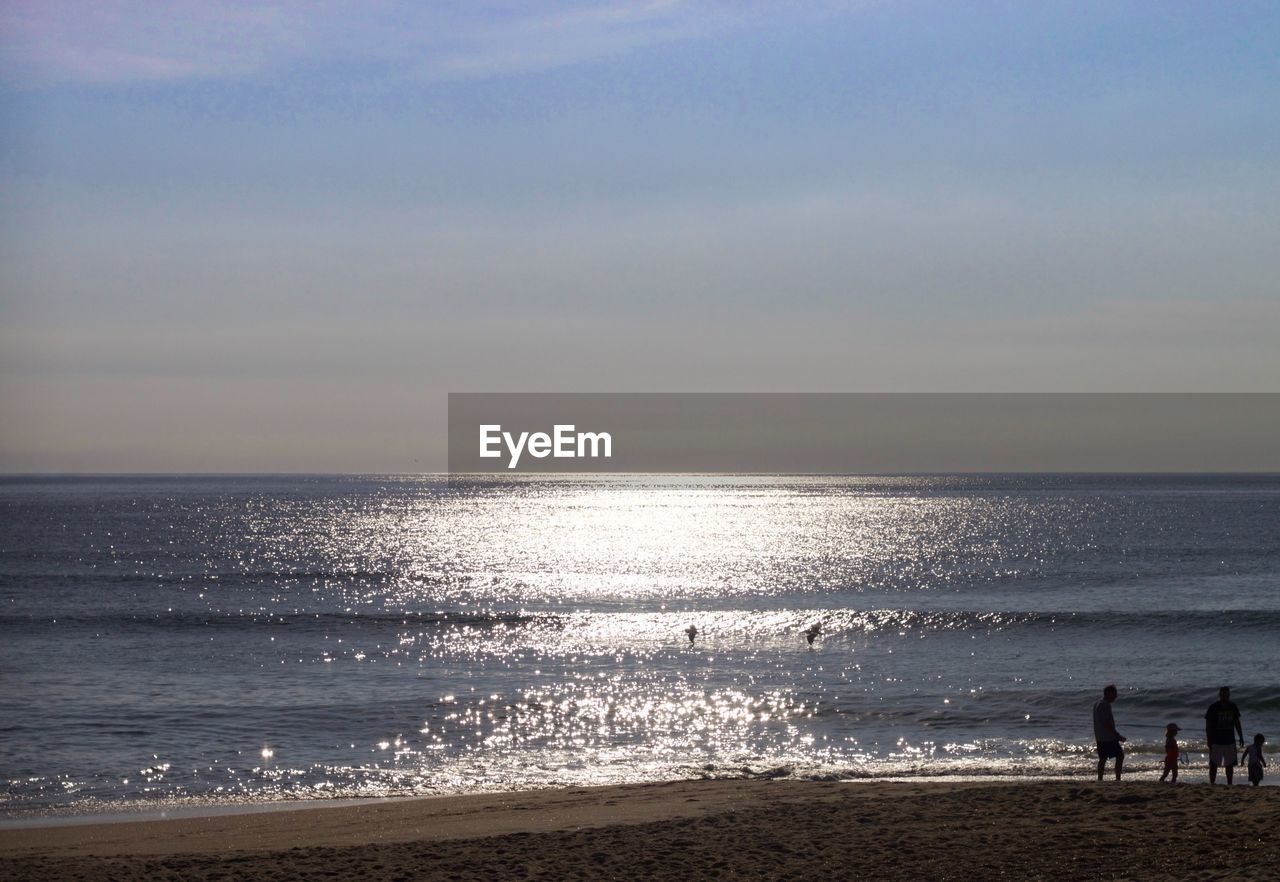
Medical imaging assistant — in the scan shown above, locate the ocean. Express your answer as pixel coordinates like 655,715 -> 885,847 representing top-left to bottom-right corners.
1,474 -> 1277,820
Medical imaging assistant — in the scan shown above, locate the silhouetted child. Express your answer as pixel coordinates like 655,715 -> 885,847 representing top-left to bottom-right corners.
1159,723 -> 1180,783
1243,733 -> 1266,786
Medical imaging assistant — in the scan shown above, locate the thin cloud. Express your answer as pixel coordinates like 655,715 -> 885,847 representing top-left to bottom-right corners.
0,0 -> 326,84
0,1 -> 867,87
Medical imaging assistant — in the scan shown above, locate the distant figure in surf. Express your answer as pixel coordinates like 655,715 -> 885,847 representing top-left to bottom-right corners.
685,625 -> 698,645
805,623 -> 821,646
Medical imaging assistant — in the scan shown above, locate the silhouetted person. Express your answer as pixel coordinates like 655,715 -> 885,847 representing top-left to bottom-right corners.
1205,686 -> 1244,785
685,625 -> 697,645
1093,684 -> 1126,781
805,623 -> 821,646
1160,723 -> 1180,783
1243,733 -> 1266,786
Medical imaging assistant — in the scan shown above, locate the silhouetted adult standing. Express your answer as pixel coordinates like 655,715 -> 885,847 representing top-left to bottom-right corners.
1205,686 -> 1245,785
1093,684 -> 1126,781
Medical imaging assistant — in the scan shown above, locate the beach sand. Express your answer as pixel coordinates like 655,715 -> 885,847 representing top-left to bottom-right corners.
3,779 -> 1277,880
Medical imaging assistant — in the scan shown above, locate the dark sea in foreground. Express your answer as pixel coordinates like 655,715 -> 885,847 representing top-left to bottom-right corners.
1,474 -> 1277,819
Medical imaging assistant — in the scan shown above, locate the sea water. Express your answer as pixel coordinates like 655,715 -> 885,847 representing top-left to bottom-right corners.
1,474 -> 1277,819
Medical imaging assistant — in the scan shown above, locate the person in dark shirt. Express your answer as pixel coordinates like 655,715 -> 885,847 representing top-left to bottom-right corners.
1092,684 -> 1126,781
1204,685 -> 1245,785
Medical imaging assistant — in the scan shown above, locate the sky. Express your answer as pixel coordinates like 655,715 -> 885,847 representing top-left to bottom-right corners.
1,1 -> 1278,472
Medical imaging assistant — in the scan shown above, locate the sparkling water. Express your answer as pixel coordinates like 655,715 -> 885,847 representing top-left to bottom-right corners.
2,474 -> 1277,818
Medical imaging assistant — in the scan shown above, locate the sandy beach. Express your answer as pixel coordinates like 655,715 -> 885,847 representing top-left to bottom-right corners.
3,779 -> 1277,881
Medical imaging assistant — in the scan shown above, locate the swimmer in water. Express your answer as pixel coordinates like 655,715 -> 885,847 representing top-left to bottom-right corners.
805,622 -> 821,646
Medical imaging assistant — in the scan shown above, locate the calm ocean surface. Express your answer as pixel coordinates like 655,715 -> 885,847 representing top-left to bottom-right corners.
2,474 -> 1277,819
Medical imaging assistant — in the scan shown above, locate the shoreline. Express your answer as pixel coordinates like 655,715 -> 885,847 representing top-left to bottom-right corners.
0,779 -> 856,856
3,768 -> 1274,830
3,779 -> 1278,881
4,775 -> 1071,831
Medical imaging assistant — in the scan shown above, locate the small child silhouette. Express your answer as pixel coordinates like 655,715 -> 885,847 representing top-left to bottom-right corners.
1242,733 -> 1266,786
1159,723 -> 1180,783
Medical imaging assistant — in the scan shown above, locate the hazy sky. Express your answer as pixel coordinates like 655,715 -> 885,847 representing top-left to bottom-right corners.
2,1 -> 1278,472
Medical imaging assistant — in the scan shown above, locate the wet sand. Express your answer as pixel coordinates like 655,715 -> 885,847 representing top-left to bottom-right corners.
3,779 -> 1277,880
